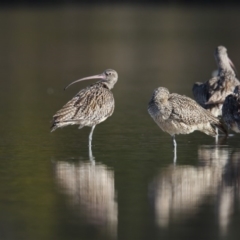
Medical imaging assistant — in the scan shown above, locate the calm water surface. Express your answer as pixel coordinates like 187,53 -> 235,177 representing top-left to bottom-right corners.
0,5 -> 240,240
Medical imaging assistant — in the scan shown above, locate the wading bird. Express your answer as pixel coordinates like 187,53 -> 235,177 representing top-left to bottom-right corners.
192,46 -> 239,117
51,69 -> 118,145
222,85 -> 240,133
148,87 -> 227,161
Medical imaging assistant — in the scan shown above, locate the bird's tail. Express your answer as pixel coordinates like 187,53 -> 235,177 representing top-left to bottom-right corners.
50,121 -> 58,132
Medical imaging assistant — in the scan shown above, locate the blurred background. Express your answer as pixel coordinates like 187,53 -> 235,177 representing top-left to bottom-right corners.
0,1 -> 240,240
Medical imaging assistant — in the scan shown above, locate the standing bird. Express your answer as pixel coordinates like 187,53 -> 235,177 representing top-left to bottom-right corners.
51,69 -> 118,145
193,46 -> 239,117
148,87 -> 227,159
222,85 -> 240,133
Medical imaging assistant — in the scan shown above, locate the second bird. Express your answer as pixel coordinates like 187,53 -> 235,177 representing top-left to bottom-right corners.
51,69 -> 118,145
148,87 -> 228,147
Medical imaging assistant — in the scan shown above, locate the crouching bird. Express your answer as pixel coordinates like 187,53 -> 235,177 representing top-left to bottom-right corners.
148,87 -> 228,161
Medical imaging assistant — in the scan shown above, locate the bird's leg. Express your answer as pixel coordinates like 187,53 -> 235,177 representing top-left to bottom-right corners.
88,141 -> 95,163
172,135 -> 177,164
88,126 -> 96,162
173,145 -> 177,164
88,125 -> 96,146
172,135 -> 177,148
215,127 -> 219,144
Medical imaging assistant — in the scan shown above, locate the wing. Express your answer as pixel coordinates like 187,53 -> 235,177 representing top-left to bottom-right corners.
53,84 -> 114,125
169,94 -> 219,125
206,83 -> 228,105
207,75 -> 239,105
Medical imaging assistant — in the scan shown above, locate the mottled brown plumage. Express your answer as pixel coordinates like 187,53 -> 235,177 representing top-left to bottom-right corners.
51,69 -> 118,144
193,46 -> 239,117
148,87 -> 227,146
222,85 -> 240,133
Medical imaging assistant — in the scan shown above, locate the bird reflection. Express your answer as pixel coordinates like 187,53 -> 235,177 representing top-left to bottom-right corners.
150,145 -> 240,236
54,148 -> 118,238
217,149 -> 240,235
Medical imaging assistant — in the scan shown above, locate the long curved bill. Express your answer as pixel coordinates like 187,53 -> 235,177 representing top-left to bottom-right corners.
64,73 -> 105,90
228,57 -> 238,77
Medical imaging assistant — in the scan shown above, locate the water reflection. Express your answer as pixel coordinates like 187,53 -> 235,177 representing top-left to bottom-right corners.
150,145 -> 240,236
54,150 -> 118,238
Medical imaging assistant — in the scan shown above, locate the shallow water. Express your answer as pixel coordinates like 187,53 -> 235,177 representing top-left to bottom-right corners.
0,5 -> 240,240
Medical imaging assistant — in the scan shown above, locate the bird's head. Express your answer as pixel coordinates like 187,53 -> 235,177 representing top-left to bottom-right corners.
101,69 -> 118,89
64,69 -> 118,90
214,46 -> 237,75
151,87 -> 170,102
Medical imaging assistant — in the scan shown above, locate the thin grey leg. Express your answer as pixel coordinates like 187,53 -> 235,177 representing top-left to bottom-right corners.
172,135 -> 177,148
88,125 -> 96,163
88,125 -> 96,146
215,127 -> 219,144
173,144 -> 177,164
172,135 -> 177,164
88,142 -> 95,163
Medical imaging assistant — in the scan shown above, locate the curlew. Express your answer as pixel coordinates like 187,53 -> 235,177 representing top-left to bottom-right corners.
222,85 -> 240,133
148,87 -> 227,154
192,46 -> 239,117
51,69 -> 118,145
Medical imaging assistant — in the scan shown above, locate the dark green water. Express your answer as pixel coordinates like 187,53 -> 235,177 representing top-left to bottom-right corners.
0,5 -> 240,240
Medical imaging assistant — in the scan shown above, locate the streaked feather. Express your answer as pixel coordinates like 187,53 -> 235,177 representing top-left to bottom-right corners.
51,82 -> 114,132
